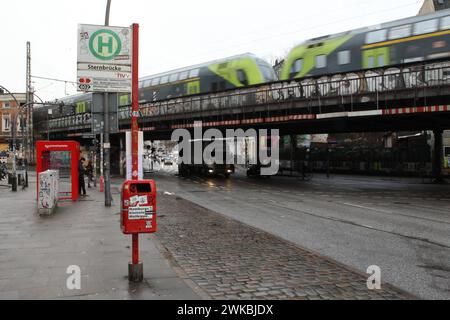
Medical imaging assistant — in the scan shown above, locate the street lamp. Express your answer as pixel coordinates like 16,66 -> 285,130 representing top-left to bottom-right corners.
103,0 -> 113,207
0,85 -> 70,192
0,84 -> 22,192
105,0 -> 112,26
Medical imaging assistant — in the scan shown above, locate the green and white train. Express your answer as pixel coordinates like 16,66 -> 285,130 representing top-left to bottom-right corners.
139,53 -> 277,102
281,9 -> 450,80
35,53 -> 277,123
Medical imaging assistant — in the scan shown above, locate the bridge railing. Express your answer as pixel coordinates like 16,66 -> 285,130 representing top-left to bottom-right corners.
124,60 -> 450,120
43,61 -> 450,131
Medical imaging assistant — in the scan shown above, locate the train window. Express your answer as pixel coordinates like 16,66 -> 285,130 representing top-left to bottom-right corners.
189,69 -> 200,78
366,29 -> 387,44
414,19 -> 438,35
237,70 -> 249,86
378,55 -> 385,67
261,65 -> 277,81
179,71 -> 189,80
389,25 -> 411,40
169,73 -> 179,83
119,95 -> 129,107
367,56 -> 375,68
440,16 -> 450,30
219,81 -> 226,91
160,76 -> 169,84
315,55 -> 327,69
290,59 -> 303,76
151,78 -> 160,86
338,50 -> 351,65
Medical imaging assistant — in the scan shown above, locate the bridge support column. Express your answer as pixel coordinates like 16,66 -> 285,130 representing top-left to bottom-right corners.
119,133 -> 125,177
289,135 -> 294,175
256,130 -> 261,174
433,129 -> 444,183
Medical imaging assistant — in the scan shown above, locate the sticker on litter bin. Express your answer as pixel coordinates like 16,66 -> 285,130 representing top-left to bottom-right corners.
130,195 -> 140,206
128,206 -> 154,220
139,196 -> 148,205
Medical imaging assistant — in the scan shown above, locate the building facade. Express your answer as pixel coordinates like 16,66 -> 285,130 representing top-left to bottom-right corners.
419,0 -> 450,15
0,92 -> 27,153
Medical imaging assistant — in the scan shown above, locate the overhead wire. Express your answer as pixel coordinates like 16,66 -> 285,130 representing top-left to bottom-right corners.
190,0 -> 421,51
153,0 -> 423,67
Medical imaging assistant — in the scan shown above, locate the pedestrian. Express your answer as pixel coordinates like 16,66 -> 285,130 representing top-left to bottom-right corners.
85,160 -> 94,188
78,157 -> 87,196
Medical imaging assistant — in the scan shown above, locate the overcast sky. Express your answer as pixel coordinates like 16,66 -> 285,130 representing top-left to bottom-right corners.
0,0 -> 424,100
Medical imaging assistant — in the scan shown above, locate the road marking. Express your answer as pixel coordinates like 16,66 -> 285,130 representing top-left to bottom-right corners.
343,202 -> 450,225
343,202 -> 393,214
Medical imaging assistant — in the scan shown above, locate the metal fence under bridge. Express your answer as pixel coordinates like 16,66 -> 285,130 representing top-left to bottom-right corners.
41,60 -> 450,135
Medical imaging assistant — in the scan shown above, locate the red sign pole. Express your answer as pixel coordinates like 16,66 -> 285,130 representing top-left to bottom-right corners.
130,23 -> 142,278
132,234 -> 139,265
132,23 -> 139,182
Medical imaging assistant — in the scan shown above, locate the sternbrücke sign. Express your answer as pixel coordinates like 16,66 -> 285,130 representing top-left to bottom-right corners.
77,24 -> 132,93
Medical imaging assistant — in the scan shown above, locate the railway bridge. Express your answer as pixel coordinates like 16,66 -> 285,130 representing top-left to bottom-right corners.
36,60 -> 450,178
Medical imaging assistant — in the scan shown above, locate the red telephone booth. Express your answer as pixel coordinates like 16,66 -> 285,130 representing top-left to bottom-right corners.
36,141 -> 80,201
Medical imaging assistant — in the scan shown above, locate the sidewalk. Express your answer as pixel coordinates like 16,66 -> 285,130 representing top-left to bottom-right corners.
0,173 -> 200,300
0,173 -> 416,300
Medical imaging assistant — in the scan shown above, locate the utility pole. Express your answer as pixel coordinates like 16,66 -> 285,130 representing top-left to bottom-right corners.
26,41 -> 33,165
104,0 -> 112,207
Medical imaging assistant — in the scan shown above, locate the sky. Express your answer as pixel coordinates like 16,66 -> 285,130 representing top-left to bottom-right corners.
0,0 -> 424,101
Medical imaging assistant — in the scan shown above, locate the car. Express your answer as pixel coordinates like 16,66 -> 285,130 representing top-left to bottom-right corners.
163,157 -> 174,166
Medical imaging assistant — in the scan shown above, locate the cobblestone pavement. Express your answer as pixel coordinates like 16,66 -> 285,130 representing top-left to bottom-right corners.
155,193 -> 415,300
153,171 -> 450,299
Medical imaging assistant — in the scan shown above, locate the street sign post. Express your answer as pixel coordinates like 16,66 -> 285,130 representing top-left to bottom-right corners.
77,24 -> 132,93
78,21 -> 146,282
91,93 -> 119,134
78,23 -> 131,208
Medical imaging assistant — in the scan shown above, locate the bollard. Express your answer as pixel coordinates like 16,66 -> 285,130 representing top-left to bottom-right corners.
11,175 -> 17,192
25,171 -> 29,188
